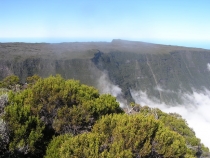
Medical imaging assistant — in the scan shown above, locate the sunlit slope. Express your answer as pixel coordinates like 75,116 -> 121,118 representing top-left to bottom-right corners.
1,39 -> 210,103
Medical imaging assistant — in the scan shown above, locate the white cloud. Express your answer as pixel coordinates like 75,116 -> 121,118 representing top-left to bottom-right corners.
131,89 -> 210,148
96,72 -> 127,107
207,63 -> 210,71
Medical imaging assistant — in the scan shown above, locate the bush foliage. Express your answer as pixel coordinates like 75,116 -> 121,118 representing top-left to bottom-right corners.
0,75 -> 209,158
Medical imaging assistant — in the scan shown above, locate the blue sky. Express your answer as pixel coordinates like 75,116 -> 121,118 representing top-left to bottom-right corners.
0,0 -> 210,49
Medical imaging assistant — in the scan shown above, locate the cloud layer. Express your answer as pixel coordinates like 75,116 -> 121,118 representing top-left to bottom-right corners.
131,89 -> 210,148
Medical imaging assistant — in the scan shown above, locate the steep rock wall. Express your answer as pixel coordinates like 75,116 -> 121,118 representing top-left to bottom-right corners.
1,40 -> 210,104
92,50 -> 210,104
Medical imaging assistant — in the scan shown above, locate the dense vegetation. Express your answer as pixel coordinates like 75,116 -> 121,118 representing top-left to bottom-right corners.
0,75 -> 209,157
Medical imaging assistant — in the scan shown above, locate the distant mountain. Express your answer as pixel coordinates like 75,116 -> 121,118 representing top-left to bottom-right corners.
1,39 -> 210,104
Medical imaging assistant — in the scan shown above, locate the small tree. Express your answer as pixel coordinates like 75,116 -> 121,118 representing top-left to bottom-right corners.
1,75 -> 20,90
3,75 -> 123,157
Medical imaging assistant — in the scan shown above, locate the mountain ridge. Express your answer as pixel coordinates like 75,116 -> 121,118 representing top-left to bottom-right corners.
1,39 -> 210,104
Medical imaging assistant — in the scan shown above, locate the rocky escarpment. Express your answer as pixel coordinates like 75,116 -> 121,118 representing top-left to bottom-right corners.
92,49 -> 210,104
1,40 -> 210,104
0,43 -> 103,86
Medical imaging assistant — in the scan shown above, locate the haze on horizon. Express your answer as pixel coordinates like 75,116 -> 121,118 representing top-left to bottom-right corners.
0,0 -> 210,49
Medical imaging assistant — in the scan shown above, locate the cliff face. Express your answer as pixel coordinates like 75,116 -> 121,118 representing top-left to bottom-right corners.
92,50 -> 210,103
0,43 -> 102,86
1,40 -> 210,104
